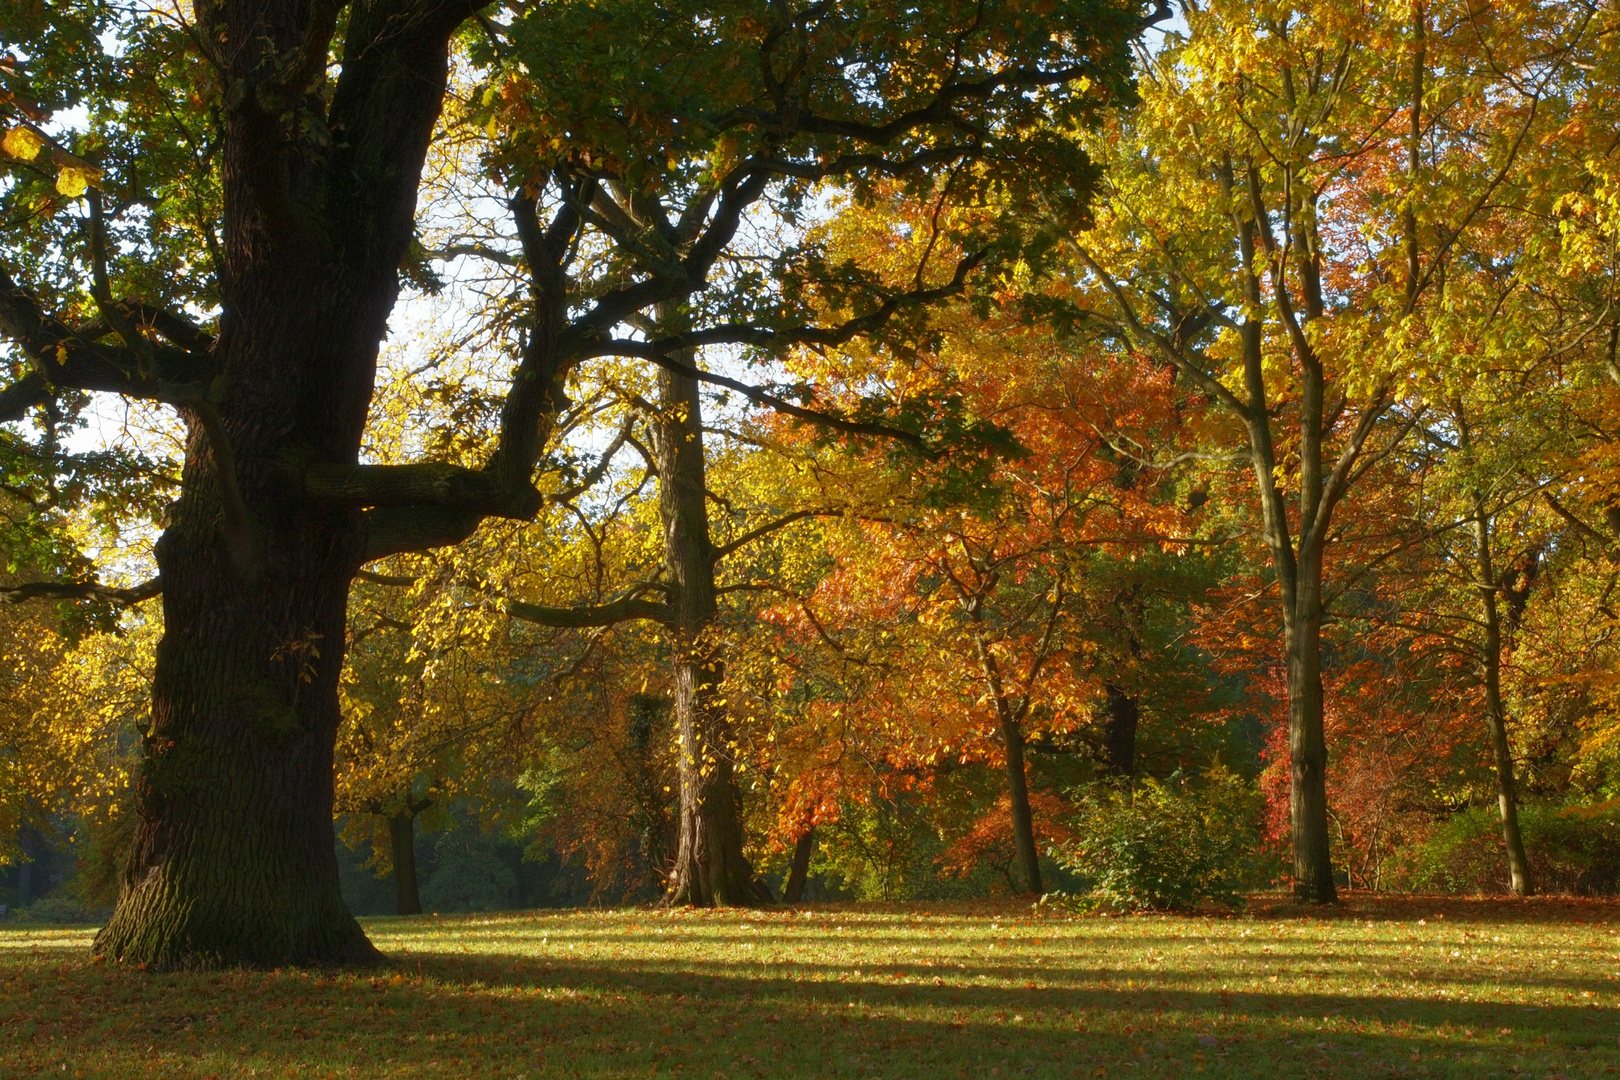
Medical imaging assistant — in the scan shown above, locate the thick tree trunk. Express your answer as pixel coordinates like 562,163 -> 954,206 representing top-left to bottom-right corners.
1001,715 -> 1043,896
93,0 -> 464,967
783,827 -> 816,903
1100,684 -> 1139,778
390,813 -> 423,916
1284,603 -> 1337,904
657,359 -> 758,906
92,461 -> 379,967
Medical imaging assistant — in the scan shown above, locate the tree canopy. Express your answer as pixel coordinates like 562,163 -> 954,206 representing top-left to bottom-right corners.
4,0 -> 1620,967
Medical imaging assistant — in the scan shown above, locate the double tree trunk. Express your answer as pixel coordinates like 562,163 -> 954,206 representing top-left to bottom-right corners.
390,813 -> 423,916
93,0 -> 465,967
656,359 -> 758,906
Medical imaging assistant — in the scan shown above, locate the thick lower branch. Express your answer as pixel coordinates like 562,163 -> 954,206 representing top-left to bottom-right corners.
359,505 -> 485,562
0,371 -> 50,423
305,461 -> 541,517
507,593 -> 672,628
1,576 -> 161,605
0,266 -> 206,398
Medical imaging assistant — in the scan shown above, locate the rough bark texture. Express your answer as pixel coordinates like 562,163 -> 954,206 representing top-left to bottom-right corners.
390,813 -> 423,916
1100,684 -> 1139,778
657,360 -> 759,907
783,828 -> 816,904
93,0 -> 473,968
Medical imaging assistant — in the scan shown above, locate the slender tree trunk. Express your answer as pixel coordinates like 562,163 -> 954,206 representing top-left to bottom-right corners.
1285,571 -> 1337,904
1472,510 -> 1532,895
389,813 -> 423,916
657,354 -> 758,906
783,827 -> 816,903
1001,715 -> 1043,896
1481,600 -> 1532,896
965,596 -> 1045,897
1100,684 -> 1139,778
93,0 -> 466,967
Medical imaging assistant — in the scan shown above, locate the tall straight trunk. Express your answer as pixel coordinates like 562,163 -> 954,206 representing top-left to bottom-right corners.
1224,164 -> 1340,905
783,827 -> 815,903
1001,715 -> 1043,895
389,813 -> 423,916
657,353 -> 757,906
92,0 -> 467,967
1100,684 -> 1139,778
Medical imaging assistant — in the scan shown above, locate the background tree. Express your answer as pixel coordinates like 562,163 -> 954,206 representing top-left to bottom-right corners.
1061,0 -> 1588,901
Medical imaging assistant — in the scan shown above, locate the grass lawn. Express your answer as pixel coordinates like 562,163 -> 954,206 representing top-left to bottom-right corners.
3,895 -> 1618,1079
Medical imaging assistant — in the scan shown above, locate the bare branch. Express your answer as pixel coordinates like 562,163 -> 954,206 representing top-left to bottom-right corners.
625,346 -> 935,455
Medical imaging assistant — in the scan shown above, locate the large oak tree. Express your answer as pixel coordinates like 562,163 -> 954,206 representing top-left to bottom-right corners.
0,0 -> 1145,965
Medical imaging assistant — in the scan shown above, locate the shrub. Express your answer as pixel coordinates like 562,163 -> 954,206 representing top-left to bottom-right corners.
1053,766 -> 1261,912
1404,801 -> 1620,896
420,846 -> 517,912
12,895 -> 107,925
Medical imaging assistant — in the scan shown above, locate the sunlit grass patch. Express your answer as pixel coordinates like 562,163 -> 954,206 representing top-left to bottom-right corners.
3,896 -> 1618,1079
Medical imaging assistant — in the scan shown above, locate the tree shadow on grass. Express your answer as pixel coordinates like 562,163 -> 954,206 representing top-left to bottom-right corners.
14,952 -> 1617,1080
6,905 -> 1620,1080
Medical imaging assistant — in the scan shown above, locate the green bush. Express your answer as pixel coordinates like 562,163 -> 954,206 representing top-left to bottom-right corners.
1053,766 -> 1261,912
12,895 -> 107,925
420,846 -> 518,913
1405,801 -> 1620,896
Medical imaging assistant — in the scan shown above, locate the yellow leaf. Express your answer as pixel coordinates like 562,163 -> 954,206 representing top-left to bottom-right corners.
2,125 -> 43,161
55,164 -> 98,197
55,343 -> 68,365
